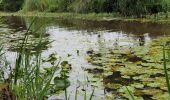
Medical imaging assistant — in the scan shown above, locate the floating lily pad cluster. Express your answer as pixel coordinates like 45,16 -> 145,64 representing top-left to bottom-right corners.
86,36 -> 170,99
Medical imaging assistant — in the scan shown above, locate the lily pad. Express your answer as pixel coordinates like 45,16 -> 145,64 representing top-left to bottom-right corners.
54,77 -> 70,90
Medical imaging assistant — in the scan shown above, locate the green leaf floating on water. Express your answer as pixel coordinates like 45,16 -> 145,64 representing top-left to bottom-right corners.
119,86 -> 143,100
152,92 -> 170,100
61,61 -> 69,67
87,36 -> 170,99
147,82 -> 160,88
131,83 -> 144,89
119,86 -> 135,93
44,67 -> 53,74
54,77 -> 70,89
60,61 -> 72,72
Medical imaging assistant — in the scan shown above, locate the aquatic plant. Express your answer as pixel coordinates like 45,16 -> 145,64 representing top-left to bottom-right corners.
89,88 -> 95,100
8,17 -> 60,99
126,87 -> 135,100
74,85 -> 95,100
86,36 -> 170,99
163,44 -> 170,96
12,49 -> 60,99
0,17 -> 63,99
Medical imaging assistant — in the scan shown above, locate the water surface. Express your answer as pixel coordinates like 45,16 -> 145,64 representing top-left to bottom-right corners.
0,16 -> 170,99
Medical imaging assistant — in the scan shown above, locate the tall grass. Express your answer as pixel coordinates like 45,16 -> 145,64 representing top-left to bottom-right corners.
12,48 -> 60,99
0,17 -> 62,99
89,88 -> 95,100
163,45 -> 170,95
74,87 -> 95,100
12,19 -> 58,99
0,12 -> 98,100
0,17 -> 95,100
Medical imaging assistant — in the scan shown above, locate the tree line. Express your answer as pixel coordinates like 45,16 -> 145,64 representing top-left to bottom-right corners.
0,0 -> 170,17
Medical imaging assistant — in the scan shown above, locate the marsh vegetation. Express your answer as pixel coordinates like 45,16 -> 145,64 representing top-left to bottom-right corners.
0,0 -> 170,100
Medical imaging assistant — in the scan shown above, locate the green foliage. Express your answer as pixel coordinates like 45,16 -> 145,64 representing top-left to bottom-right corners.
115,0 -> 147,17
22,0 -> 170,17
22,0 -> 48,11
0,0 -> 169,17
163,45 -> 170,95
0,0 -> 24,11
125,87 -> 135,100
0,17 -> 69,99
10,17 -> 60,99
23,0 -> 71,12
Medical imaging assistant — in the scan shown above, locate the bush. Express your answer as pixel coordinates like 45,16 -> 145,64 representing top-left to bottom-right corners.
0,0 -> 24,12
0,0 -> 169,17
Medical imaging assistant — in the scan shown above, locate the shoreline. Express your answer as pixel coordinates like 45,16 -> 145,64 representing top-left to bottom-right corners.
0,11 -> 170,24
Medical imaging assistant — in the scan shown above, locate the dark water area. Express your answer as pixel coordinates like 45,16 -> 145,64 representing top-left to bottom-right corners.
0,16 -> 170,99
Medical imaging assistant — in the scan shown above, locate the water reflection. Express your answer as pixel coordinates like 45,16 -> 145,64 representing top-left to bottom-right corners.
2,16 -> 168,52
1,16 -> 50,53
43,18 -> 170,36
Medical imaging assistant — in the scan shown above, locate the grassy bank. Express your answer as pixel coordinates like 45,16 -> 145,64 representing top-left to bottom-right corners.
0,11 -> 170,23
0,11 -> 120,20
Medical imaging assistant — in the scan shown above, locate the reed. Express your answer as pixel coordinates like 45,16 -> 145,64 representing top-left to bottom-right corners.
163,45 -> 170,95
0,17 -> 60,99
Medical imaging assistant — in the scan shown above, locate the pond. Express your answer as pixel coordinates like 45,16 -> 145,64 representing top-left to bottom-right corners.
0,16 -> 170,100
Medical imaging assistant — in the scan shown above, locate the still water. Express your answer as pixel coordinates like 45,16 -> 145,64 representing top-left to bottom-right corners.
0,16 -> 170,99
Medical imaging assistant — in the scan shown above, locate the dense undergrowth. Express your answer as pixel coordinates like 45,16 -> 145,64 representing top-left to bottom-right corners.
21,0 -> 170,18
0,12 -> 170,24
0,0 -> 170,18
